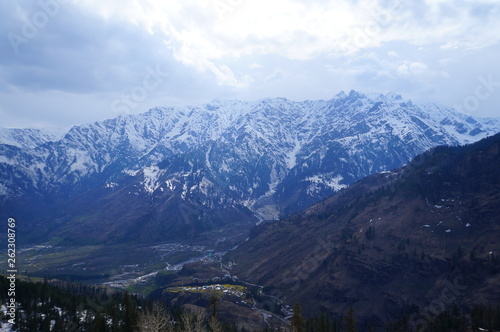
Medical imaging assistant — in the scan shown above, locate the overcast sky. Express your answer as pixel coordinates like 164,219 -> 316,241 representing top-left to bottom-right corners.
1,0 -> 500,129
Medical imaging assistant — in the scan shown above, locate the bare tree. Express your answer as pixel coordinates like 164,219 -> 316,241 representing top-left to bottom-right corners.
209,316 -> 224,332
137,303 -> 174,332
182,307 -> 207,332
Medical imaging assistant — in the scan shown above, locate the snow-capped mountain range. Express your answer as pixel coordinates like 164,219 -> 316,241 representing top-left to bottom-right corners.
1,90 -> 499,244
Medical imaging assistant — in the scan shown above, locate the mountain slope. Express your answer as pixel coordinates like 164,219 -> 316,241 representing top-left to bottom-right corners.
0,127 -> 67,149
226,133 -> 500,326
1,91 -> 499,246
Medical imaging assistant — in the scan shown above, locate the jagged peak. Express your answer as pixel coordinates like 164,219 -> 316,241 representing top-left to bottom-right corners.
347,89 -> 365,99
206,98 -> 242,107
333,90 -> 347,99
365,92 -> 385,100
384,91 -> 403,101
256,96 -> 290,105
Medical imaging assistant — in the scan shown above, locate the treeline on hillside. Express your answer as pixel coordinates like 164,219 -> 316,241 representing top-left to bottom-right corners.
0,276 -> 142,331
0,276 -> 237,332
283,303 -> 500,332
1,276 -> 499,331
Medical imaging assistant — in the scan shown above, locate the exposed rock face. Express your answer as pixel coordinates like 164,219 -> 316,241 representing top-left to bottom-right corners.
1,91 -> 498,246
227,134 -> 500,323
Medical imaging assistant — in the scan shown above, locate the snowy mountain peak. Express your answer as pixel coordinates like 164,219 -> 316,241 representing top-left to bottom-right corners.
347,89 -> 364,99
333,90 -> 347,99
0,127 -> 67,149
1,92 -> 499,225
384,91 -> 404,101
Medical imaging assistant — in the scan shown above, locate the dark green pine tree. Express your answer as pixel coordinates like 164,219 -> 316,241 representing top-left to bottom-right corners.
332,315 -> 341,332
121,291 -> 137,332
291,303 -> 306,332
319,311 -> 329,332
51,310 -> 64,332
365,226 -> 375,240
95,314 -> 108,332
209,295 -> 224,332
108,301 -> 121,332
344,306 -> 357,332
40,316 -> 51,332
209,294 -> 219,320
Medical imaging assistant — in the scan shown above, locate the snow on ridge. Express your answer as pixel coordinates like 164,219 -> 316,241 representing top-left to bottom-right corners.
0,127 -> 67,149
2,91 -> 500,203
305,174 -> 347,193
141,166 -> 164,194
286,136 -> 302,169
0,155 -> 14,166
105,182 -> 118,189
68,149 -> 96,174
123,169 -> 140,176
0,183 -> 11,197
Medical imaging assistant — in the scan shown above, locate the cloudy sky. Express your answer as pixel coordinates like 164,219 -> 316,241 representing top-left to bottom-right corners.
1,0 -> 500,128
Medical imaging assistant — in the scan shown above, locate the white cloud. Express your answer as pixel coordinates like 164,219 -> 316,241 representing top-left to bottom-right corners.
397,62 -> 429,76
264,69 -> 284,84
1,0 -> 500,128
249,63 -> 264,69
11,0 -> 500,74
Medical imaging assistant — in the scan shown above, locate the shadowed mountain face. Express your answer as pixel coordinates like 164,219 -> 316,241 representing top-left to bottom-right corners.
226,133 -> 500,325
1,91 -> 499,247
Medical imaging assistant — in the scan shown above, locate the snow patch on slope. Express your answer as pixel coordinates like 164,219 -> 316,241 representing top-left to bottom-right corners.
1,91 -> 499,214
142,166 -> 164,194
305,174 -> 347,194
286,136 -> 302,169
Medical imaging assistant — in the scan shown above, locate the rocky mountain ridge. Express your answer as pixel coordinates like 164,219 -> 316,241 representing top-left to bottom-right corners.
226,133 -> 500,326
1,90 -> 499,245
